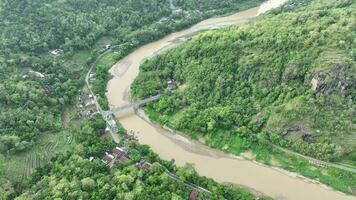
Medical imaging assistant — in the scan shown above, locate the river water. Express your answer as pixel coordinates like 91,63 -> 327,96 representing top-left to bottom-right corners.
106,1 -> 356,199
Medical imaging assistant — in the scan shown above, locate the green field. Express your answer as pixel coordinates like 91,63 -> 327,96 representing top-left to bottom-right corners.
0,131 -> 76,182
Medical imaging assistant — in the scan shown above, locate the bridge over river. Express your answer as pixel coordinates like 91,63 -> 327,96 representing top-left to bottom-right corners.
105,0 -> 356,199
103,95 -> 160,117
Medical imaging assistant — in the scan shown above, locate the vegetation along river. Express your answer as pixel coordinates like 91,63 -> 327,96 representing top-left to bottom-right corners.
106,0 -> 356,199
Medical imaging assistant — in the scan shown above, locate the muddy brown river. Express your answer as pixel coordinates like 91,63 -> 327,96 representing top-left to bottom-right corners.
106,1 -> 356,199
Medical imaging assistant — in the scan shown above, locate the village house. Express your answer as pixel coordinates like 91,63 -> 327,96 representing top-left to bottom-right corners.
87,104 -> 98,115
79,91 -> 95,107
101,153 -> 115,167
78,91 -> 98,117
100,44 -> 111,53
89,73 -> 96,83
101,147 -> 130,168
135,160 -> 151,170
50,49 -> 63,56
112,147 -> 129,163
79,110 -> 90,117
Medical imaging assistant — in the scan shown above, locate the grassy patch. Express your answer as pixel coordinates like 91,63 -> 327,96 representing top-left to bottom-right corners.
96,52 -> 117,68
71,50 -> 91,66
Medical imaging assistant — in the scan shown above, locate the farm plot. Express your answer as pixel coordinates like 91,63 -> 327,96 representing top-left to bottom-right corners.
1,131 -> 77,182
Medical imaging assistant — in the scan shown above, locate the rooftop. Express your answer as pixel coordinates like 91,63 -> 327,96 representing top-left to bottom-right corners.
189,189 -> 199,200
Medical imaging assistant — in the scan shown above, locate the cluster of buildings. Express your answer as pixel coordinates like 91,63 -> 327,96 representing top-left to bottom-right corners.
99,147 -> 201,199
88,72 -> 96,84
78,91 -> 98,117
100,147 -> 151,171
101,147 -> 129,167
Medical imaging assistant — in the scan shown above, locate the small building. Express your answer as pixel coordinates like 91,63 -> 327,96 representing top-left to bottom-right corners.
135,160 -> 151,170
50,49 -> 63,56
101,153 -> 115,167
105,126 -> 111,132
79,91 -> 95,107
79,110 -> 91,117
100,44 -> 111,53
87,104 -> 98,115
112,147 -> 129,163
89,73 -> 96,82
189,189 -> 199,200
167,78 -> 175,90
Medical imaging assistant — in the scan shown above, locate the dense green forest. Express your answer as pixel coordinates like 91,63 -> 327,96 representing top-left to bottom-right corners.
130,3 -> 356,193
132,0 -> 355,163
0,0 -> 267,199
131,0 -> 356,193
0,0 -> 263,154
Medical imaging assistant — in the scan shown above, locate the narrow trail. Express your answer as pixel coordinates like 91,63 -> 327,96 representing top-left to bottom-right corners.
267,142 -> 356,173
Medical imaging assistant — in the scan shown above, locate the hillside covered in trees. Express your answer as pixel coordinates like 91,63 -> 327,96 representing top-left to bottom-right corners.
0,0 -> 262,155
0,0 -> 268,199
132,0 -> 356,164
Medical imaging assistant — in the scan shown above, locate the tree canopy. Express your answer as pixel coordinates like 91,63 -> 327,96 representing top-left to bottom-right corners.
131,0 -> 356,162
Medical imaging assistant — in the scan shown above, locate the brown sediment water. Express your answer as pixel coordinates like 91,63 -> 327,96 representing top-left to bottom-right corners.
106,1 -> 356,200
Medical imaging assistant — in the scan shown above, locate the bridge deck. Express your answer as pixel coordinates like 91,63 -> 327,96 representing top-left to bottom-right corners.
109,95 -> 160,114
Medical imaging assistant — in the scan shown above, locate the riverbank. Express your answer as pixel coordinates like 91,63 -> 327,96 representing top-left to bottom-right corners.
135,109 -> 356,194
105,0 -> 356,199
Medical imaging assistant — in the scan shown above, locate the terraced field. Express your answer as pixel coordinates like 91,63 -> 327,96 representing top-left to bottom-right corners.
1,131 -> 76,182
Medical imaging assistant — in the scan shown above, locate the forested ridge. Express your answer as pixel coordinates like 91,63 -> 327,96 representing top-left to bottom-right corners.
0,0 -> 263,154
0,0 -> 267,199
132,0 -> 355,163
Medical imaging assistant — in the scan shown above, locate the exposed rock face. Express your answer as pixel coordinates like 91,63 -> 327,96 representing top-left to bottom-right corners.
279,123 -> 316,143
310,64 -> 355,95
281,122 -> 312,140
311,77 -> 318,91
302,134 -> 316,143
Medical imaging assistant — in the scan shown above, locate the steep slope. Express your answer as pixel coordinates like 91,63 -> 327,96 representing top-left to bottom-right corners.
0,0 -> 262,181
132,0 -> 355,163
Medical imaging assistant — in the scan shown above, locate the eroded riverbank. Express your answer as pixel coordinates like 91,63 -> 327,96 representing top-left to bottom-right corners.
106,1 -> 356,199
